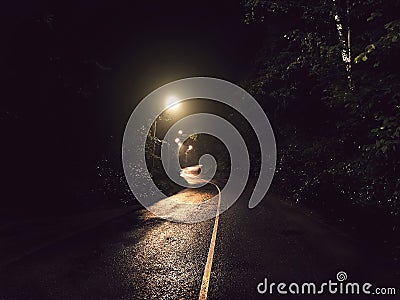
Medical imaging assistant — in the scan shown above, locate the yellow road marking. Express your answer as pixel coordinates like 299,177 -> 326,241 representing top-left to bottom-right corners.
198,182 -> 221,300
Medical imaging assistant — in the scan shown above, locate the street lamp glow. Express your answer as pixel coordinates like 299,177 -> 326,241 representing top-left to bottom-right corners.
188,145 -> 193,150
174,138 -> 180,143
166,96 -> 180,110
178,130 -> 183,135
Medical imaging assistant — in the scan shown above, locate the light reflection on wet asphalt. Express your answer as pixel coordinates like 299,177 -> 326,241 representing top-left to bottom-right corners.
0,187 -> 218,300
0,183 -> 398,299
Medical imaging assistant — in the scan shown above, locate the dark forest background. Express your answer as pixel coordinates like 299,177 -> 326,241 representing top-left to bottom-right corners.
1,0 -> 399,246
243,0 -> 400,244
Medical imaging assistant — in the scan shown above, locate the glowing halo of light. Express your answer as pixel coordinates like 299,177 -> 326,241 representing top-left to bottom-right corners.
122,77 -> 276,223
166,96 -> 180,110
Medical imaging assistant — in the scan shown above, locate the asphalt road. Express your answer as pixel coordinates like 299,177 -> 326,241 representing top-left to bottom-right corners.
0,183 -> 398,299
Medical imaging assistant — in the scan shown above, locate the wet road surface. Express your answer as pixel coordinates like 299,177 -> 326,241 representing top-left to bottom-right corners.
0,184 -> 398,299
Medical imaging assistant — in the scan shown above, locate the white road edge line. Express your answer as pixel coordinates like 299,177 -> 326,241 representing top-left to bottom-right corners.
198,181 -> 221,300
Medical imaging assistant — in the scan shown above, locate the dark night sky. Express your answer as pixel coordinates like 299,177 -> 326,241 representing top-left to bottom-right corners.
1,0 -> 264,79
0,0 -> 267,214
106,0 -> 266,103
2,0 -> 267,134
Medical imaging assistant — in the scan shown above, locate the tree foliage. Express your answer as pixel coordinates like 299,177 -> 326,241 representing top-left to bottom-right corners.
243,0 -> 400,240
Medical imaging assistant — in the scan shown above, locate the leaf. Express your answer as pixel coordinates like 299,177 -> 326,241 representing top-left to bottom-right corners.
365,44 -> 376,53
367,11 -> 383,22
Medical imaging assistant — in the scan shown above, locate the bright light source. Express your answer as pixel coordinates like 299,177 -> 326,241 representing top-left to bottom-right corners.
175,138 -> 180,143
178,130 -> 183,135
188,145 -> 193,150
166,96 -> 180,110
